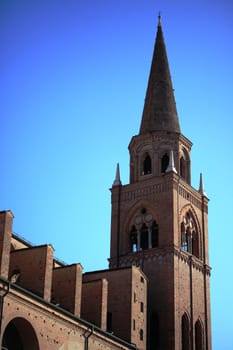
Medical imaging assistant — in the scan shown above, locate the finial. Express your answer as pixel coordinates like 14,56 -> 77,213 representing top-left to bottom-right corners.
112,163 -> 122,187
166,150 -> 177,174
158,12 -> 162,26
199,172 -> 207,196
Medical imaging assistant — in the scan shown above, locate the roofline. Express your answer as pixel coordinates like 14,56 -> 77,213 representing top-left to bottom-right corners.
0,277 -> 137,350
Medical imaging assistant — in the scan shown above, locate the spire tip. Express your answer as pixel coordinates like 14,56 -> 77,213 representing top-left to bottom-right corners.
158,12 -> 162,26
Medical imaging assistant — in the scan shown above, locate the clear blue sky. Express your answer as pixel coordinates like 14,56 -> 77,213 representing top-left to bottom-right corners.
1,1 -> 233,349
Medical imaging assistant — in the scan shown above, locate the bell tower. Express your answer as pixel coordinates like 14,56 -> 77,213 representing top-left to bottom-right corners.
109,17 -> 211,350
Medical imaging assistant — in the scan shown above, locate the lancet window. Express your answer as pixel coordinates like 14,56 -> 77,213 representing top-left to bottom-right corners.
181,211 -> 200,258
195,319 -> 204,350
181,313 -> 190,350
129,210 -> 159,252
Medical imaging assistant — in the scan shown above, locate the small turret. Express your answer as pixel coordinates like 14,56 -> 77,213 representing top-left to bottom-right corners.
112,163 -> 122,187
166,150 -> 177,174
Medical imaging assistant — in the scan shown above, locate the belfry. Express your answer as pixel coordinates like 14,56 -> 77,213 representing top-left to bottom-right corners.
109,16 -> 211,350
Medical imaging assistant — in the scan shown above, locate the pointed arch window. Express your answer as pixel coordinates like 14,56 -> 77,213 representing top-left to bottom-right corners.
142,154 -> 152,175
181,211 -> 200,258
161,154 -> 169,173
195,319 -> 204,350
129,216 -> 159,252
181,313 -> 190,350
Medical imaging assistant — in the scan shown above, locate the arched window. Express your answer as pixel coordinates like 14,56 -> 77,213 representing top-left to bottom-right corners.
180,156 -> 185,178
161,154 -> 169,173
181,211 -> 200,258
129,211 -> 159,252
195,319 -> 204,350
142,154 -> 152,175
180,148 -> 190,184
181,313 -> 190,350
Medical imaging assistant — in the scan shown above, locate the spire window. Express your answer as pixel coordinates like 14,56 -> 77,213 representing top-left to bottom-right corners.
161,154 -> 169,173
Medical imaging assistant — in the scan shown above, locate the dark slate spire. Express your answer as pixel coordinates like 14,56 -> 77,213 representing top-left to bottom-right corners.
139,16 -> 180,134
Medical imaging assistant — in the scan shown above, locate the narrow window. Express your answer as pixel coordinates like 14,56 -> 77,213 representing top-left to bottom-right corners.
182,313 -> 190,350
140,329 -> 144,341
130,225 -> 137,252
140,223 -> 148,250
134,292 -> 137,303
133,319 -> 136,331
195,320 -> 204,350
143,154 -> 151,175
140,276 -> 144,283
192,231 -> 199,258
140,302 -> 144,313
151,221 -> 159,247
161,154 -> 169,173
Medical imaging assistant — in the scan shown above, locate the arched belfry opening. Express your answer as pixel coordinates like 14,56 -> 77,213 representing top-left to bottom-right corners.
142,153 -> 152,175
179,148 -> 190,184
161,153 -> 169,173
2,317 -> 39,350
129,209 -> 159,252
181,210 -> 201,259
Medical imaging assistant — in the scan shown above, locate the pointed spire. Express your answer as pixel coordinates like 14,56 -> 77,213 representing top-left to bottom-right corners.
112,163 -> 122,187
166,150 -> 177,174
139,16 -> 180,135
199,173 -> 207,196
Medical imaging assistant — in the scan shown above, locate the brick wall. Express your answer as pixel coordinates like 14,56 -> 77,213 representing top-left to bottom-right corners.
81,278 -> 108,330
0,211 -> 13,278
9,244 -> 54,301
52,263 -> 83,316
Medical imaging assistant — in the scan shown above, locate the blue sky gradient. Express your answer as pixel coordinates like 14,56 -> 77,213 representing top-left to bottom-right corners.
1,1 -> 233,348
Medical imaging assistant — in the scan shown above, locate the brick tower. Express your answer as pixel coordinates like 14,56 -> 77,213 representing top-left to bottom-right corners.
109,17 -> 211,350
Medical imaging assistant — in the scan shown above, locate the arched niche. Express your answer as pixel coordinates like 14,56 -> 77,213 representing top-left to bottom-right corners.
2,317 -> 39,350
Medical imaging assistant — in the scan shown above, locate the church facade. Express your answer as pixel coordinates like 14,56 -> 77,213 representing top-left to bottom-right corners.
0,17 -> 211,350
